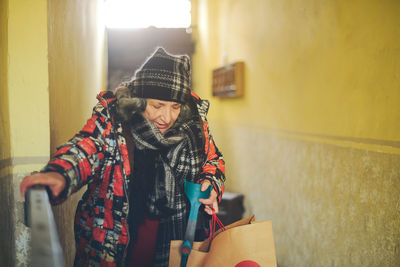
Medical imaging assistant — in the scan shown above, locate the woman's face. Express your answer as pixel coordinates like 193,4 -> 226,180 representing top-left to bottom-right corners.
142,98 -> 181,134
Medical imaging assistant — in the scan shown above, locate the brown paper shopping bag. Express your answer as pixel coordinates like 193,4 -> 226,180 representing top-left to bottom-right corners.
169,215 -> 277,267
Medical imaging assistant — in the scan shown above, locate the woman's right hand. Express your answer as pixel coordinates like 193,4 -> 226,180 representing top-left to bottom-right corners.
20,171 -> 66,197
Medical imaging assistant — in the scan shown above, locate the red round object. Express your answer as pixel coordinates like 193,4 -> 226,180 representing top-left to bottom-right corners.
235,260 -> 261,267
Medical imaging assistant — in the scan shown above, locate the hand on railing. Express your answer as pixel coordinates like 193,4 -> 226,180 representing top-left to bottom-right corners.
24,186 -> 65,267
20,171 -> 66,199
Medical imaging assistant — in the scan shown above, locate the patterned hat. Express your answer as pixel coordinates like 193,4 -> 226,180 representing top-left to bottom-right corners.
130,47 -> 191,103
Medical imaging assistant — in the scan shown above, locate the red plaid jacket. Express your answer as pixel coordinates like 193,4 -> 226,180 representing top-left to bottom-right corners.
43,91 -> 225,266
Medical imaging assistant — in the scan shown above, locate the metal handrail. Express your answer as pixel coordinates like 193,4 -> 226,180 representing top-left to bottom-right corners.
25,186 -> 65,267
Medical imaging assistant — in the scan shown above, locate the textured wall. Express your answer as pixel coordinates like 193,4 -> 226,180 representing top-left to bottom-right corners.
213,123 -> 400,266
0,174 -> 14,267
47,0 -> 106,266
191,0 -> 400,266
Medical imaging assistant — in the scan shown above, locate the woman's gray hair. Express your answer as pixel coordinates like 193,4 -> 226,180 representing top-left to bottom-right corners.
115,84 -> 193,123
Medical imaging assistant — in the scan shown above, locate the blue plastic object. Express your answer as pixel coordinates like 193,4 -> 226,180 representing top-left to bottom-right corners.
180,180 -> 211,267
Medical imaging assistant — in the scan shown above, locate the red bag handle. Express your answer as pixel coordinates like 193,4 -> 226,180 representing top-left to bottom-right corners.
208,209 -> 226,243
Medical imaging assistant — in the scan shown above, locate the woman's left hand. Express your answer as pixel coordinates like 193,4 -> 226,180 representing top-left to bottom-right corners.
198,180 -> 218,215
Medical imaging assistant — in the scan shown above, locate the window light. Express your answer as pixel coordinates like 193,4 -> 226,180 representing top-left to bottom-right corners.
104,0 -> 191,28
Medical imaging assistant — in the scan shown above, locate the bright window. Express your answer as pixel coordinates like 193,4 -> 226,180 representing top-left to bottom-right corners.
104,0 -> 191,28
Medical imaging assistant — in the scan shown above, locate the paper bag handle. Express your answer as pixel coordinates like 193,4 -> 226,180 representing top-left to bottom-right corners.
208,209 -> 226,243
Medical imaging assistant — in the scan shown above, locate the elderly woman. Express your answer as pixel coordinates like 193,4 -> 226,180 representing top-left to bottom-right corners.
20,48 -> 225,267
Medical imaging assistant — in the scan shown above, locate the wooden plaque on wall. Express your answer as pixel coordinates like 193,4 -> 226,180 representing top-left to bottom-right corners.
212,61 -> 244,98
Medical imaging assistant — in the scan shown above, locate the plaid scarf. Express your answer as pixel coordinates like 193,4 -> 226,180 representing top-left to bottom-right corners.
128,111 -> 204,217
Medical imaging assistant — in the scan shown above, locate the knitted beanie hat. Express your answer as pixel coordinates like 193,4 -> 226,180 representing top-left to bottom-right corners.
129,47 -> 192,104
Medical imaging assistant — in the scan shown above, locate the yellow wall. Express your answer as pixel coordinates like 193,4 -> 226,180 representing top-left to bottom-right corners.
192,0 -> 400,266
47,1 -> 106,266
0,0 -> 106,265
0,1 -> 13,265
8,0 -> 50,170
0,0 -> 50,265
194,0 -> 400,150
0,0 -> 10,166
48,0 -> 106,150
